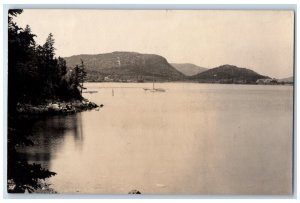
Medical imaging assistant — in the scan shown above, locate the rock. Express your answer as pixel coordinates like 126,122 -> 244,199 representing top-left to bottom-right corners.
47,103 -> 62,113
16,99 -> 99,115
48,103 -> 60,110
128,189 -> 141,194
31,106 -> 43,114
88,101 -> 98,108
66,104 -> 72,110
72,101 -> 82,108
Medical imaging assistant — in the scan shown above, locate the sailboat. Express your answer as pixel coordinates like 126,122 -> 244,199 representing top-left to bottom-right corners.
143,72 -> 166,92
143,82 -> 165,92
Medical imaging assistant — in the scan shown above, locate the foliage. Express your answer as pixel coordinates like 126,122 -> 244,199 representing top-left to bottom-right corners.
189,64 -> 269,84
7,9 -> 84,193
8,10 -> 83,109
63,52 -> 185,82
73,59 -> 87,94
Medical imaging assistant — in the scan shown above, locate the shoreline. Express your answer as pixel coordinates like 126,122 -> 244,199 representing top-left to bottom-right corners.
16,99 -> 101,115
84,81 -> 294,86
7,99 -> 101,193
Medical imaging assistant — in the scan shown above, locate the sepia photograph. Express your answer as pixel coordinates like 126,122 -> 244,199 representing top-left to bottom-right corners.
6,8 -> 294,195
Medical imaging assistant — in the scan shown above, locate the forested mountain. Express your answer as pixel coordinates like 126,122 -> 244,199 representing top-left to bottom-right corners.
64,52 -> 185,82
171,63 -> 208,76
189,64 -> 269,84
64,54 -> 270,84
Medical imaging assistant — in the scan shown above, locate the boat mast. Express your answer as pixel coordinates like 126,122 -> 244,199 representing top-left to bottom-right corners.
152,70 -> 155,89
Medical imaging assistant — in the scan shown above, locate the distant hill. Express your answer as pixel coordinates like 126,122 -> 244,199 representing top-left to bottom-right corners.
64,52 -> 185,82
171,63 -> 208,76
278,76 -> 293,83
189,64 -> 269,84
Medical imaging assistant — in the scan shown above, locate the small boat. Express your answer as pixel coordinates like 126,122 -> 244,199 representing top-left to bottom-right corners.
83,90 -> 98,94
143,75 -> 165,92
153,88 -> 165,92
144,87 -> 165,92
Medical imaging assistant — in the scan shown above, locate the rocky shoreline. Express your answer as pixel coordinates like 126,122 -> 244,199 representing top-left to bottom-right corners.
16,99 -> 102,115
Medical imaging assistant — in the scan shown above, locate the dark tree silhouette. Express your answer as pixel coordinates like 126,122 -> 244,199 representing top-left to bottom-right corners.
73,59 -> 87,95
7,9 -> 86,193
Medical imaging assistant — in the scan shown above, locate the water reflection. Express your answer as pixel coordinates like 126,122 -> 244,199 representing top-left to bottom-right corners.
19,83 -> 293,194
73,113 -> 84,150
17,113 -> 84,169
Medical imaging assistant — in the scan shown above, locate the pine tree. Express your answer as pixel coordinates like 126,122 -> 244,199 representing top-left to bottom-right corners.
72,59 -> 87,96
79,59 -> 87,94
43,33 -> 55,61
8,10 -> 56,193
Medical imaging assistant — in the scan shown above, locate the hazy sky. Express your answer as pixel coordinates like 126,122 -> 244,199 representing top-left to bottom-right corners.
14,9 -> 294,78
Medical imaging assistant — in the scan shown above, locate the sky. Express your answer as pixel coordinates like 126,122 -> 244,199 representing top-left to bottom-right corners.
14,9 -> 294,78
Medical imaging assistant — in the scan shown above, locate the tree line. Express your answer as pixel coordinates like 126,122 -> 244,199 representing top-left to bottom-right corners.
8,9 -> 86,112
7,9 -> 86,193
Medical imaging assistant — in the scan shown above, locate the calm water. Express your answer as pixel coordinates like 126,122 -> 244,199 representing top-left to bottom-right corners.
20,83 -> 293,194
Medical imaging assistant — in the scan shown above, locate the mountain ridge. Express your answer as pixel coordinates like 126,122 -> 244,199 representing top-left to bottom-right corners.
171,63 -> 208,76
189,64 -> 269,84
278,76 -> 293,83
64,52 -> 271,84
64,52 -> 185,82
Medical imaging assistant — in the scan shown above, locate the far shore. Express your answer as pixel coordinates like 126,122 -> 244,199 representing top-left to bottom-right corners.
84,81 -> 294,86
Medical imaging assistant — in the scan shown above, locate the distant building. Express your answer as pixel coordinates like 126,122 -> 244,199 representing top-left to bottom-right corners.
256,78 -> 278,85
104,76 -> 114,82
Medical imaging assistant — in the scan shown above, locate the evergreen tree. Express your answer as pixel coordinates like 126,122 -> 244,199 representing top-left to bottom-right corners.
8,10 -> 57,193
71,59 -> 87,96
78,59 -> 87,94
8,11 -> 93,193
8,10 -> 37,107
7,10 -> 91,193
43,33 -> 55,61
